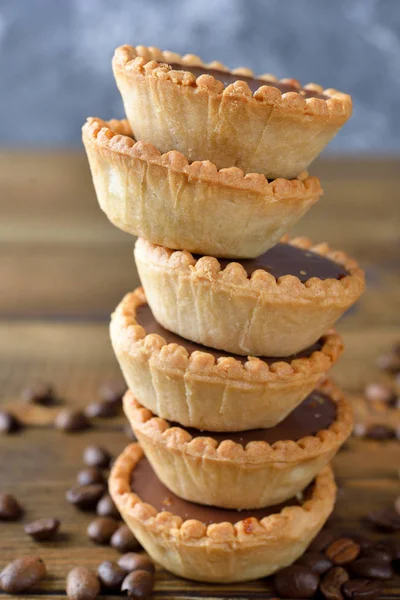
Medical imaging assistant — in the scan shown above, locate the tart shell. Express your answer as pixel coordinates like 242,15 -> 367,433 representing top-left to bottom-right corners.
113,45 -> 352,180
109,443 -> 336,583
82,117 -> 322,258
110,288 -> 343,431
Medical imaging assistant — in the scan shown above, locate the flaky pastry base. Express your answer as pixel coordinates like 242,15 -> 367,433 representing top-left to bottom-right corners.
82,117 -> 322,258
124,380 -> 352,509
113,45 -> 352,179
135,237 -> 365,357
109,443 -> 336,583
110,288 -> 343,431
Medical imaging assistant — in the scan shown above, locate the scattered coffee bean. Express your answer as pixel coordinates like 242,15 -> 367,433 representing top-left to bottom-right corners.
22,382 -> 57,405
0,556 -> 46,593
99,380 -> 126,404
87,516 -> 119,545
342,579 -> 382,599
274,565 -> 320,599
366,424 -> 396,440
83,445 -> 111,469
121,569 -> 154,599
96,493 -> 119,519
326,538 -> 360,565
366,507 -> 400,532
124,423 -> 137,441
364,382 -> 395,404
84,400 -> 119,419
66,483 -> 106,510
308,530 -> 336,552
66,566 -> 100,600
0,492 -> 23,520
111,525 -> 141,553
362,542 -> 393,562
24,518 -> 60,541
350,558 -> 393,580
55,409 -> 90,432
0,410 -> 21,433
320,566 -> 349,600
117,553 -> 154,574
97,560 -> 125,590
76,466 -> 105,487
297,551 -> 333,575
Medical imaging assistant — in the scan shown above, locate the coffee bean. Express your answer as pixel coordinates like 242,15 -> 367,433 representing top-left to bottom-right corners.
117,553 -> 154,574
121,569 -> 154,599
97,560 -> 125,590
87,516 -> 119,545
366,507 -> 400,531
22,382 -> 57,405
326,538 -> 360,565
0,410 -> 21,434
308,530 -> 336,552
320,566 -> 349,600
83,445 -> 111,468
366,424 -> 396,440
350,558 -> 393,580
66,566 -> 100,600
55,409 -> 90,432
111,525 -> 141,553
362,542 -> 393,562
274,565 -> 320,599
99,380 -> 126,404
24,517 -> 60,541
84,401 -> 119,419
342,579 -> 382,599
96,493 -> 119,519
0,556 -> 46,593
297,551 -> 333,575
66,483 -> 106,510
76,467 -> 105,487
0,492 -> 23,520
364,382 -> 395,403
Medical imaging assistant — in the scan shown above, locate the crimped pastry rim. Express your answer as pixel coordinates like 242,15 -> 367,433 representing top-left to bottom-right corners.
124,379 -> 353,464
110,287 -> 343,383
113,45 -> 352,121
135,236 -> 365,307
82,117 -> 323,198
109,442 -> 336,541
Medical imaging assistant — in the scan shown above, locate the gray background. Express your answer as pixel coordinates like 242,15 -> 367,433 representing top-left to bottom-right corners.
1,0 -> 399,152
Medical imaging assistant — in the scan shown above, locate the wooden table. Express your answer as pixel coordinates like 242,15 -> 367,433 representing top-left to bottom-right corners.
0,153 -> 399,598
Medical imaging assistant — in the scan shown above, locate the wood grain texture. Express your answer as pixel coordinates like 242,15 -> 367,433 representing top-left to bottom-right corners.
0,153 -> 399,598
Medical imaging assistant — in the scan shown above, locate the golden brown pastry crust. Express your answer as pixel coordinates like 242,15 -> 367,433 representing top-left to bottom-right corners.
113,45 -> 352,179
135,237 -> 365,357
110,288 -> 343,431
110,443 -> 336,582
82,117 -> 322,258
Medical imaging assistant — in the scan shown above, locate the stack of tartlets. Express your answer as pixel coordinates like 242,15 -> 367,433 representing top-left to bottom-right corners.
83,45 -> 364,583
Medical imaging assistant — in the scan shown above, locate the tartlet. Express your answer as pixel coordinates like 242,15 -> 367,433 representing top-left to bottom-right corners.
109,443 -> 336,583
112,45 -> 352,179
124,380 -> 352,509
135,236 -> 365,357
110,288 -> 343,431
82,117 -> 322,258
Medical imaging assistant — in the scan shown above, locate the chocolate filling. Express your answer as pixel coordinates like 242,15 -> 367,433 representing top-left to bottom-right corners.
131,456 -> 311,524
168,63 -> 327,99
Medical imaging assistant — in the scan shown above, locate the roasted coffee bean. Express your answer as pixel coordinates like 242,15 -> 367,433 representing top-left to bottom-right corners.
364,382 -> 395,403
297,552 -> 333,575
66,566 -> 100,600
362,542 -> 393,562
84,400 -> 119,419
55,409 -> 90,432
274,565 -> 320,599
22,382 -> 57,405
87,516 -> 119,545
117,552 -> 154,574
111,525 -> 141,553
121,569 -> 154,599
24,517 -> 60,541
350,558 -> 393,580
0,556 -> 46,593
308,530 -> 336,552
0,492 -> 23,520
96,493 -> 119,519
66,483 -> 106,510
99,380 -> 126,404
83,445 -> 111,468
320,566 -> 349,600
326,538 -> 360,565
97,560 -> 125,590
342,579 -> 382,599
0,410 -> 21,433
366,424 -> 396,440
76,466 -> 105,487
366,507 -> 400,531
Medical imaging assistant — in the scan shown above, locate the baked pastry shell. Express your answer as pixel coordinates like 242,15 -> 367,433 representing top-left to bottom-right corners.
82,117 -> 322,258
124,380 -> 352,509
135,236 -> 365,357
113,45 -> 352,179
109,443 -> 336,583
110,288 -> 343,431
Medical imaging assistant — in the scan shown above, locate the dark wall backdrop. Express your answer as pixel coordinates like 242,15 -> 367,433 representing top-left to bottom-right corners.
1,0 -> 399,151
